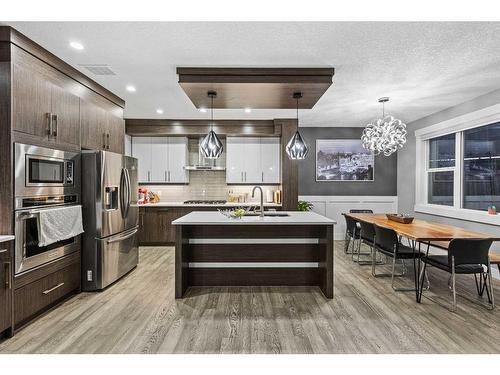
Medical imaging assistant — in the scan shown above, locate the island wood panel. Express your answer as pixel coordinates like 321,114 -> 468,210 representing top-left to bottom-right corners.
176,67 -> 334,109
188,243 -> 320,262
344,214 -> 500,241
125,119 -> 280,137
175,224 -> 333,299
182,224 -> 327,239
188,268 -> 320,287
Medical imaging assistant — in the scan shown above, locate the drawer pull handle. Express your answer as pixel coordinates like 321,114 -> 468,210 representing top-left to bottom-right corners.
42,282 -> 65,295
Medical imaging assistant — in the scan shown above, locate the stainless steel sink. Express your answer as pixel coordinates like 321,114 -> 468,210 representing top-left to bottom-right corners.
244,212 -> 290,217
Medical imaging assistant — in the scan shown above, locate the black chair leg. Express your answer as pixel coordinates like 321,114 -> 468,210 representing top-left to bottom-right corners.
474,273 -> 484,296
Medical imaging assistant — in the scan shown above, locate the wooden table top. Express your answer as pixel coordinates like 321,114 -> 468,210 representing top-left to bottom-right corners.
343,213 -> 500,241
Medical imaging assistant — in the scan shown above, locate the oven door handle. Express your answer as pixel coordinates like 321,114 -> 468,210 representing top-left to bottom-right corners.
106,228 -> 138,244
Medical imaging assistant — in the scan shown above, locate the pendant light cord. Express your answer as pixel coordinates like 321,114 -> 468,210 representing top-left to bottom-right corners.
210,95 -> 214,131
296,96 -> 299,127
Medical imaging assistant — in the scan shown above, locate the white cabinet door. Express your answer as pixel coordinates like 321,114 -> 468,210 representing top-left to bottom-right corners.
132,137 -> 152,183
243,137 -> 262,183
260,137 -> 281,183
150,137 -> 168,182
226,137 -> 246,183
168,137 -> 189,183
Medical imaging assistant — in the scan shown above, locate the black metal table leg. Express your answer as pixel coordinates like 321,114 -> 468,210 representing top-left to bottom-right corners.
417,242 -> 430,303
412,240 -> 419,302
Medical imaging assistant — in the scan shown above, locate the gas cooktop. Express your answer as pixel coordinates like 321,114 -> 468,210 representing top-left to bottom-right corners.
183,200 -> 228,205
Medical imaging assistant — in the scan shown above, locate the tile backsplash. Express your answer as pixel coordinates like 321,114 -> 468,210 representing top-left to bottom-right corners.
144,170 -> 281,203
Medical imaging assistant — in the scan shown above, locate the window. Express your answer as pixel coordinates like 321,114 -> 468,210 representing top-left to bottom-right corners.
463,122 -> 500,210
427,134 -> 455,206
415,107 -> 500,225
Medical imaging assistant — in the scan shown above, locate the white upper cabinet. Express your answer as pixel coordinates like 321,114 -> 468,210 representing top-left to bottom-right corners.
167,137 -> 189,183
132,136 -> 189,183
226,137 -> 280,184
132,137 -> 152,183
260,138 -> 281,183
226,137 -> 247,183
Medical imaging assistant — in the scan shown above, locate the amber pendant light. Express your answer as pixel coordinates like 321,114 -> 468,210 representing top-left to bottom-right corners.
200,91 -> 223,159
286,92 -> 308,160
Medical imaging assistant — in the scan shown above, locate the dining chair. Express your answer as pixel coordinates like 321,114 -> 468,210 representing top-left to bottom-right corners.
419,238 -> 494,311
349,209 -> 373,262
343,214 -> 360,254
373,224 -> 426,291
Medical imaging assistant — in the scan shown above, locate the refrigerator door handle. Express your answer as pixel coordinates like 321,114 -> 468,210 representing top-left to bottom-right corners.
125,167 -> 131,217
119,168 -> 127,219
106,228 -> 138,244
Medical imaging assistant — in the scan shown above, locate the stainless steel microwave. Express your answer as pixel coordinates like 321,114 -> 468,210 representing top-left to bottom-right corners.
15,143 -> 80,203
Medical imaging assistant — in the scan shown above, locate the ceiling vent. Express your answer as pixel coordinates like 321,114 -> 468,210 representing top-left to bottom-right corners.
79,64 -> 116,76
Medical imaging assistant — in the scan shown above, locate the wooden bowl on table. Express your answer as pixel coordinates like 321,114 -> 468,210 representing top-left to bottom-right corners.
386,213 -> 414,224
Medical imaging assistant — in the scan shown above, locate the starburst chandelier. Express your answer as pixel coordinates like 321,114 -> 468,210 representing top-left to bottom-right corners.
361,97 -> 407,156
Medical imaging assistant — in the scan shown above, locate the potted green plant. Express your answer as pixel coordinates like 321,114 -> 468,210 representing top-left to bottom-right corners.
297,200 -> 313,211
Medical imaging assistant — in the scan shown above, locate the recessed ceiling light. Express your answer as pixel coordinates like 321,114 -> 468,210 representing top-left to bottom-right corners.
156,109 -> 164,114
126,85 -> 136,93
244,108 -> 252,113
69,41 -> 84,50
199,107 -> 207,113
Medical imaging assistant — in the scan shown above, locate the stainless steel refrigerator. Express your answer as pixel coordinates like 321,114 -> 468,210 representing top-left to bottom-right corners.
81,150 -> 139,291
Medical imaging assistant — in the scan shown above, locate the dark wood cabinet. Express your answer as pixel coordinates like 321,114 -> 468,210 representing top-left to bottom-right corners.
80,98 -> 125,153
50,84 -> 81,147
0,241 -> 13,335
12,52 -> 81,148
14,258 -> 80,326
12,63 -> 52,139
139,208 -> 180,245
138,210 -> 159,244
80,99 -> 107,150
139,207 -> 216,245
105,112 -> 125,154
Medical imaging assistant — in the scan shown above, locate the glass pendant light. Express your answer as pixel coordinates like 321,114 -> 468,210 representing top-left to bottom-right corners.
200,91 -> 223,159
286,92 -> 308,160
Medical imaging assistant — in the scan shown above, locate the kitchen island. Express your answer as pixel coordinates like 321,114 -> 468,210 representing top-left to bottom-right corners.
172,211 -> 336,299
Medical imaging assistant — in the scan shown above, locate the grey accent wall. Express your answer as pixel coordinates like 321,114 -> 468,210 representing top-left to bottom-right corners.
398,87 -> 500,258
298,127 -> 397,196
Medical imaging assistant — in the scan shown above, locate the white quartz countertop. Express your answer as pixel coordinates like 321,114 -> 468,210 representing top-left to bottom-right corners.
139,202 -> 282,208
0,235 -> 15,243
172,211 -> 336,225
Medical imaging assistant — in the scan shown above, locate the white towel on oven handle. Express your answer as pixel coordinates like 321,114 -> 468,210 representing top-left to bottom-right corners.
37,205 -> 84,247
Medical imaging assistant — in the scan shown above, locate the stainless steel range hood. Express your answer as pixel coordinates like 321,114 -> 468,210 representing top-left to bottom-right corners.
184,137 -> 226,171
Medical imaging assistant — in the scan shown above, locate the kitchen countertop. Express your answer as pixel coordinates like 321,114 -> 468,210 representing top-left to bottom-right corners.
172,211 -> 336,225
139,201 -> 282,208
0,235 -> 15,243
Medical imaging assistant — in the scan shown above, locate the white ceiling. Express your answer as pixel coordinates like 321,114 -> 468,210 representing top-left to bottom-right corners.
6,22 -> 500,127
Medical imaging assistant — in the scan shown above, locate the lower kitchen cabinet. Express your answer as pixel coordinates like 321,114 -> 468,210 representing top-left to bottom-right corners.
0,240 -> 13,335
139,208 -> 183,245
139,207 -> 213,245
13,253 -> 81,328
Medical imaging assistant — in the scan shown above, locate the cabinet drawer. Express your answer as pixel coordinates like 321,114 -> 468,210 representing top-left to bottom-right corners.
0,242 -> 12,261
14,261 -> 80,325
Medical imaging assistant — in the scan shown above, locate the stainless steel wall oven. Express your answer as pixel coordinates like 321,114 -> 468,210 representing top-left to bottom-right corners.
14,143 -> 81,274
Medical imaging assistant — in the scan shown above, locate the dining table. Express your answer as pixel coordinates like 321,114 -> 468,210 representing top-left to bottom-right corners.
342,213 -> 500,302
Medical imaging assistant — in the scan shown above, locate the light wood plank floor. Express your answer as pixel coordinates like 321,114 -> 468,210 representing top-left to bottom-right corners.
1,244 -> 499,354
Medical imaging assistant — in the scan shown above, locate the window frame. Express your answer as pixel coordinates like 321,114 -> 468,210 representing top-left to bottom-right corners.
414,103 -> 500,226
